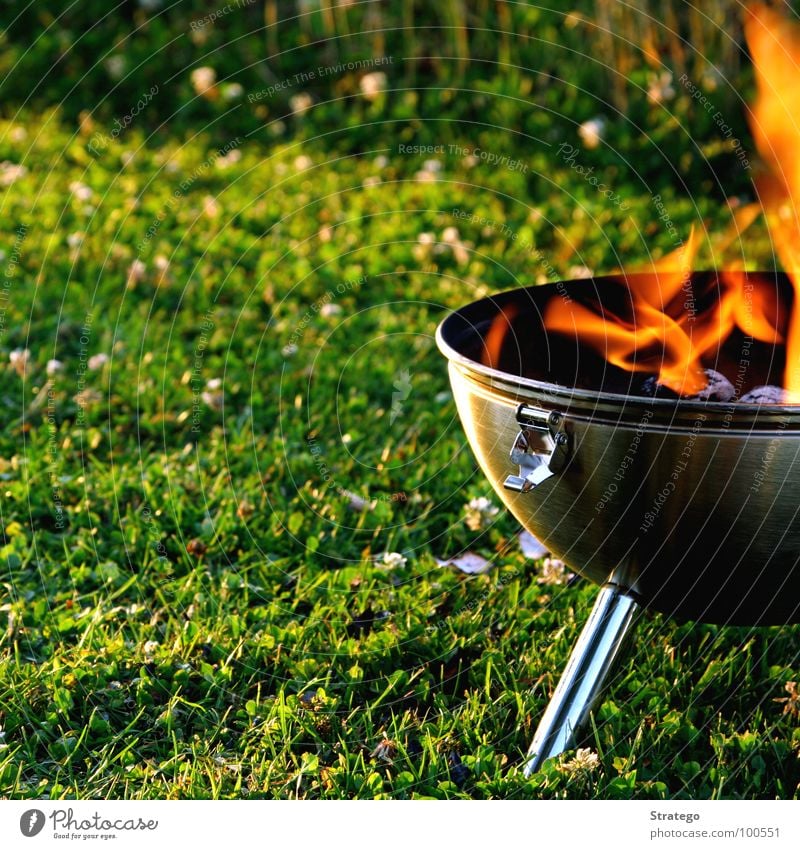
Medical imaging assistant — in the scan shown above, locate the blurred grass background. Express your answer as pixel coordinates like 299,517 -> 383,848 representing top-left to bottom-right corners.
0,1 -> 754,178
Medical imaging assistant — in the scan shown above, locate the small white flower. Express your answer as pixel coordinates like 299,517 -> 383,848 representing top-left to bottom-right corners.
464,496 -> 499,531
441,226 -> 469,265
370,737 -> 396,762
411,232 -> 435,262
88,353 -> 109,371
381,551 -> 408,569
154,255 -> 170,273
143,640 -> 159,657
215,148 -> 242,170
9,348 -> 29,376
203,196 -> 220,218
191,66 -> 217,97
441,226 -> 460,243
560,747 -> 600,775
222,82 -> 244,101
290,92 -> 314,115
294,154 -> 313,172
127,259 -> 147,284
568,265 -> 593,280
437,551 -> 490,574
578,117 -> 606,150
46,359 -> 64,376
0,161 -> 27,186
67,232 -> 84,249
538,557 -> 567,586
374,155 -> 388,169
282,343 -> 298,357
422,159 -> 442,173
105,55 -> 127,80
519,530 -> 548,559
320,302 -> 342,318
359,71 -> 387,101
206,377 -> 222,390
69,181 -> 93,201
202,390 -> 223,411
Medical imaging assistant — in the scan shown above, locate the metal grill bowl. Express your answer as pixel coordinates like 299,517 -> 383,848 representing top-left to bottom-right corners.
435,272 -> 800,772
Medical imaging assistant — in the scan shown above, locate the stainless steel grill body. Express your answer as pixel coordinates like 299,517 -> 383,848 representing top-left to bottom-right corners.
436,275 -> 800,625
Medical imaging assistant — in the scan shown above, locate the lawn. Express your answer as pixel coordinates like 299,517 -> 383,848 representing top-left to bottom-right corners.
0,0 -> 798,800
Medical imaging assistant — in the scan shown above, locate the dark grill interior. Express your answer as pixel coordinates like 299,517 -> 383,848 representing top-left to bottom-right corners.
450,272 -> 793,399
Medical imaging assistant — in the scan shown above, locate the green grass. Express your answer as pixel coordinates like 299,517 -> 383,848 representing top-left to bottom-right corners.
0,24 -> 798,797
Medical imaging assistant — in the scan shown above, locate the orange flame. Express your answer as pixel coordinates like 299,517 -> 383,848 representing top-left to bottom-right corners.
540,233 -> 782,396
482,303 -> 519,369
720,270 -> 782,346
745,2 -> 800,399
544,230 -> 713,395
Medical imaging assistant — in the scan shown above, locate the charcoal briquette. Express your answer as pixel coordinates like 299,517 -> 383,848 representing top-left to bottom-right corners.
739,385 -> 786,404
690,369 -> 735,402
640,368 -> 734,401
640,376 -> 679,399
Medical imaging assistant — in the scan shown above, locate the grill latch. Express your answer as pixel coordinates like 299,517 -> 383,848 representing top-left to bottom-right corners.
503,405 -> 569,493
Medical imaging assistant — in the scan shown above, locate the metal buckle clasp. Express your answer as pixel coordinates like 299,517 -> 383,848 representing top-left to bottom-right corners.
503,404 -> 569,493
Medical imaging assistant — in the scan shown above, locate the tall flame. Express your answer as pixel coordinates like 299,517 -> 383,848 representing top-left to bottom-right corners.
478,4 -> 799,400
745,3 -> 800,399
